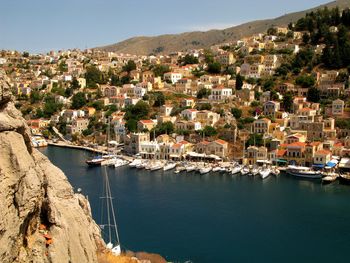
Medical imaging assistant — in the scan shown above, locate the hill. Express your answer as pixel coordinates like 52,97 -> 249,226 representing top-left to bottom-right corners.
96,0 -> 350,55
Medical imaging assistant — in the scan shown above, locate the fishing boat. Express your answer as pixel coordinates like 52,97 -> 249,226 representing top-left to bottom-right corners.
322,173 -> 338,185
100,166 -> 121,256
199,166 -> 212,174
286,165 -> 322,179
163,162 -> 177,171
259,166 -> 271,179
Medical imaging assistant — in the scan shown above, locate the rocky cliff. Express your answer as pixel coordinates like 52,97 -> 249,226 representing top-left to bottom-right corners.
0,70 -> 104,262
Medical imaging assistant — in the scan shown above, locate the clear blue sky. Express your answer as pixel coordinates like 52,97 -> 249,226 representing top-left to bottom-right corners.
0,0 -> 330,53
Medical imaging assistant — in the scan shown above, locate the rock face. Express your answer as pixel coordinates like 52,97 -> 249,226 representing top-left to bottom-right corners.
0,70 -> 104,262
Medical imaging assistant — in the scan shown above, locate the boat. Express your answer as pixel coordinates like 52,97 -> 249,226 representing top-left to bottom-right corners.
322,173 -> 338,185
163,162 -> 177,171
212,166 -> 221,173
99,166 -> 121,256
271,166 -> 280,176
174,166 -> 186,174
231,165 -> 242,175
86,156 -> 104,166
129,159 -> 142,168
136,161 -> 147,169
114,159 -> 129,168
259,166 -> 271,179
199,166 -> 212,174
286,165 -> 322,179
339,173 -> 350,185
240,166 -> 250,176
250,165 -> 260,176
186,164 -> 197,172
150,161 -> 164,171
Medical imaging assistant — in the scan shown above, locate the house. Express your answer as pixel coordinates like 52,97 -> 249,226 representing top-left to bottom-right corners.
160,105 -> 173,117
124,132 -> 150,155
196,111 -> 220,126
263,101 -> 280,117
181,98 -> 195,108
246,146 -> 268,165
209,86 -> 233,102
332,99 -> 345,116
181,109 -> 198,121
67,118 -> 89,135
142,71 -> 155,83
137,120 -> 156,132
164,72 -> 183,84
314,150 -> 332,166
216,52 -> 236,66
253,118 -> 271,134
284,142 -> 307,165
195,139 -> 228,159
175,120 -> 202,131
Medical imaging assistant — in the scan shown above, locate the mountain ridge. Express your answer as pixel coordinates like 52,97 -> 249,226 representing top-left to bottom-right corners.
96,0 -> 350,55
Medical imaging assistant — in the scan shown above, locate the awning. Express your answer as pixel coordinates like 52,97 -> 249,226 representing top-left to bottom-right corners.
326,160 -> 338,168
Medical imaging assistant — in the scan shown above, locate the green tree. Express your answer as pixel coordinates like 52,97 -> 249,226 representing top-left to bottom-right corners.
207,62 -> 221,74
179,54 -> 199,65
231,108 -> 242,119
152,65 -> 170,77
282,92 -> 294,112
153,92 -> 165,107
85,65 -> 106,88
71,92 -> 87,109
122,60 -> 137,72
197,88 -> 211,99
153,121 -> 174,136
197,103 -> 212,111
307,87 -> 321,103
30,90 -> 41,104
201,126 -> 217,137
71,77 -> 80,89
295,75 -> 315,88
236,74 -> 244,90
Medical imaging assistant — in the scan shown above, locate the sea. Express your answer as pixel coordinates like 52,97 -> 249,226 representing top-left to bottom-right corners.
40,146 -> 350,263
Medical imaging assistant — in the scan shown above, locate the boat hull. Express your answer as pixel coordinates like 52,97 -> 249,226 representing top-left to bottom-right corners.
286,171 -> 322,179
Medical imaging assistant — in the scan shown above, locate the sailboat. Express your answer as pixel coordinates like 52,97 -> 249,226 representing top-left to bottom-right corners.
100,166 -> 121,256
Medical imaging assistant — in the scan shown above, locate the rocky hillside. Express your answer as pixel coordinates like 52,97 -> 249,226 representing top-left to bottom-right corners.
0,69 -> 104,262
97,0 -> 350,55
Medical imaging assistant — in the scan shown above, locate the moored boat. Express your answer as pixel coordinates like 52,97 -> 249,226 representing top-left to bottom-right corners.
286,165 -> 322,179
86,156 -> 104,166
231,165 -> 242,175
199,166 -> 212,174
339,173 -> 350,185
259,167 -> 271,179
163,162 -> 177,171
240,166 -> 250,176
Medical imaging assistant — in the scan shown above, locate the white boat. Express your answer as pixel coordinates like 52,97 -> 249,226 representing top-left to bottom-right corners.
100,166 -> 121,256
114,159 -> 129,168
174,166 -> 186,174
129,159 -> 142,168
231,165 -> 242,175
272,167 -> 280,176
286,165 -> 322,179
250,166 -> 260,176
212,166 -> 221,172
150,161 -> 164,171
186,164 -> 197,172
200,166 -> 212,174
259,167 -> 271,179
241,166 -> 250,175
163,162 -> 177,171
136,161 -> 147,169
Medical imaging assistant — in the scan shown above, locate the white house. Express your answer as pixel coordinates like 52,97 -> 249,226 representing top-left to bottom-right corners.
164,72 -> 183,84
209,86 -> 232,102
181,109 -> 198,121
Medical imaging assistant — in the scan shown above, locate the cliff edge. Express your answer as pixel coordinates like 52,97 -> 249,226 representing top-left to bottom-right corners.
0,69 -> 104,262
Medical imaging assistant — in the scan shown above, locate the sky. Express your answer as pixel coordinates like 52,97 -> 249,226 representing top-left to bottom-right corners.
0,0 -> 331,53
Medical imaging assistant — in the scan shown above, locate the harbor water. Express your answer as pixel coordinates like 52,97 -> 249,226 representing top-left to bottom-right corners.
40,146 -> 350,263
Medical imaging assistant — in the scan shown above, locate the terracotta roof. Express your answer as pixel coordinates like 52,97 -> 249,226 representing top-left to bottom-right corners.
287,142 -> 306,147
315,150 -> 331,155
214,139 -> 228,145
277,149 -> 287,157
139,120 -> 154,124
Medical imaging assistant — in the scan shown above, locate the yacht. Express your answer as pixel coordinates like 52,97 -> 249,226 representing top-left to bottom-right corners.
150,161 -> 164,171
86,156 -> 104,166
114,159 -> 129,168
250,165 -> 260,176
163,162 -> 177,171
231,165 -> 242,175
199,166 -> 212,175
129,159 -> 142,168
100,166 -> 121,256
259,166 -> 271,179
174,166 -> 186,174
240,166 -> 250,176
286,165 -> 322,179
186,164 -> 197,172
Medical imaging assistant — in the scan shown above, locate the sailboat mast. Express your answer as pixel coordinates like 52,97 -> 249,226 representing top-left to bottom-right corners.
104,166 -> 112,243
